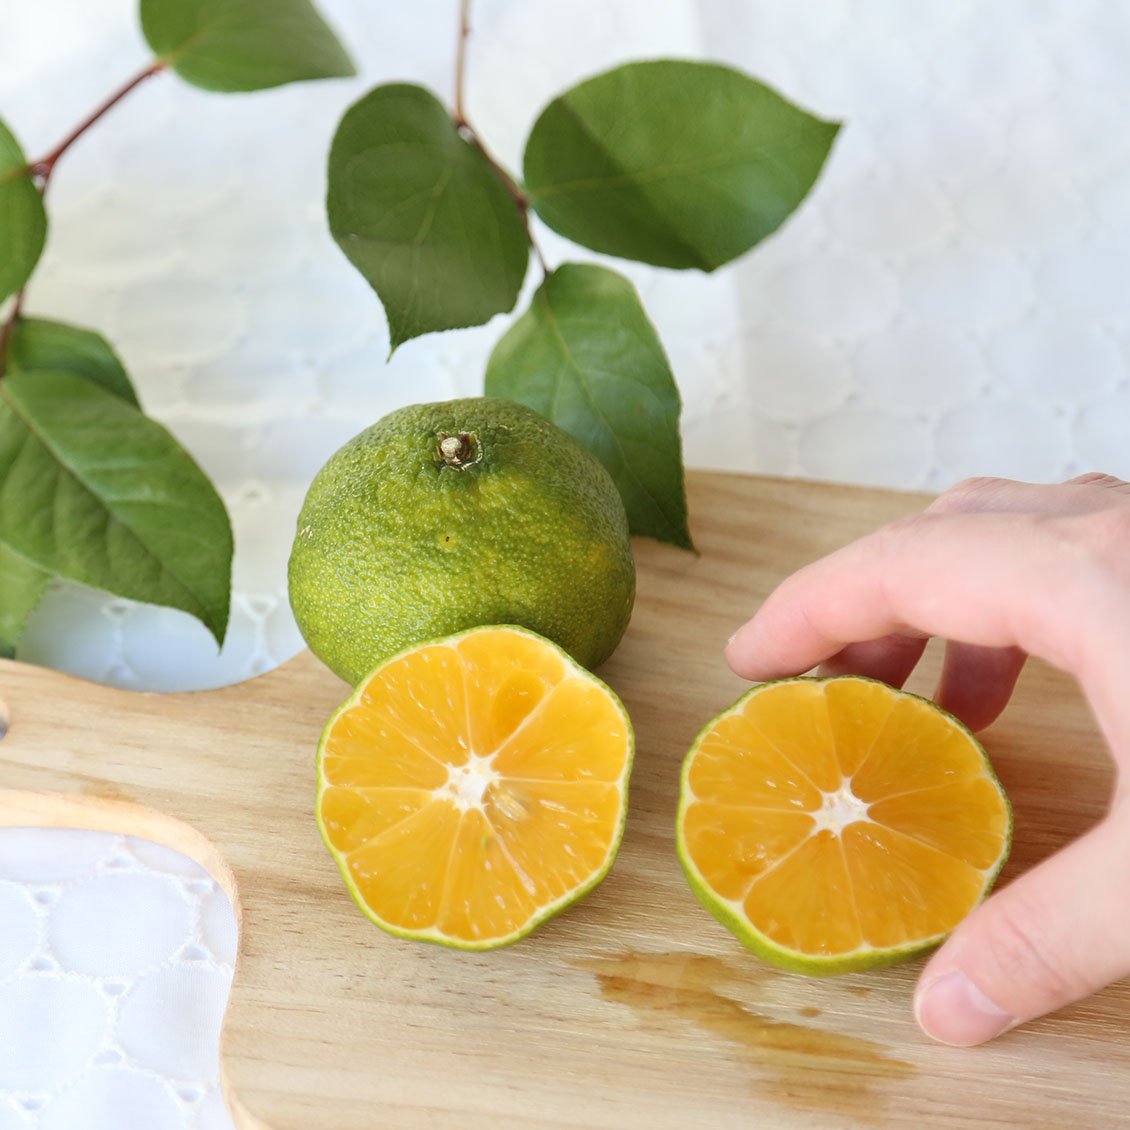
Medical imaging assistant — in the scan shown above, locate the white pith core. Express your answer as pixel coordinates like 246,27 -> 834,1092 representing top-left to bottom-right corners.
810,779 -> 871,834
442,753 -> 499,811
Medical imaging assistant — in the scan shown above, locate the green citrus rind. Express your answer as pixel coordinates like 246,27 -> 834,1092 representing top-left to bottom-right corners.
675,674 -> 1013,976
316,624 -> 635,951
288,397 -> 636,686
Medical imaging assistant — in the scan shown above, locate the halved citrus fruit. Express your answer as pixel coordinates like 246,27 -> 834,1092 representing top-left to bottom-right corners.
316,626 -> 634,949
677,676 -> 1011,974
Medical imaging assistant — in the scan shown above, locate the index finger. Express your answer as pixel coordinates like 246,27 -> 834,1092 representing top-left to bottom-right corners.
725,510 -> 1102,685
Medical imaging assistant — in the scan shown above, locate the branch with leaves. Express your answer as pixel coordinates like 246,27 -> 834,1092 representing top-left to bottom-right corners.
327,1 -> 840,551
1,0 -> 839,664
0,0 -> 354,658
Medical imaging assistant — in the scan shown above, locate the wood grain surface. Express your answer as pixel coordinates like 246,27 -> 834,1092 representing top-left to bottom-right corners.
0,472 -> 1123,1129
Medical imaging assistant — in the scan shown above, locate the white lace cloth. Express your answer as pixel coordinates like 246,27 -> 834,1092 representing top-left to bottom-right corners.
0,832 -> 235,1130
2,0 -> 1129,1126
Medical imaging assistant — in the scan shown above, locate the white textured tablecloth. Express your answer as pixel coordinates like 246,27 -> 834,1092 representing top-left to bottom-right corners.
2,0 -> 1129,1125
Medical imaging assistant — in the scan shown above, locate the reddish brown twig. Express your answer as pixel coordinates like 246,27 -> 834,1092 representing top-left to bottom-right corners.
0,60 -> 167,377
451,0 -> 548,277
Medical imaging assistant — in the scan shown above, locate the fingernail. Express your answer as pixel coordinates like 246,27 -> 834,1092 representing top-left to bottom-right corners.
915,970 -> 1016,1046
727,630 -> 739,647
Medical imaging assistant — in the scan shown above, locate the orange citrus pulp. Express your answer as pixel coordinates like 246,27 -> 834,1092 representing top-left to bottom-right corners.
677,676 -> 1011,974
317,626 -> 633,949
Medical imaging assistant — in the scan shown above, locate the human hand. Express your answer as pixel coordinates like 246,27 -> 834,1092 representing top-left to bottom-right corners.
725,472 -> 1130,1046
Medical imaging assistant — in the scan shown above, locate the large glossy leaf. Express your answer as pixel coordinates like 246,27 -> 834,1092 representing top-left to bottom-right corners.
0,370 -> 232,644
6,317 -> 139,406
327,84 -> 530,351
0,118 -> 46,303
523,60 -> 840,271
485,263 -> 691,549
0,542 -> 50,658
140,0 -> 355,92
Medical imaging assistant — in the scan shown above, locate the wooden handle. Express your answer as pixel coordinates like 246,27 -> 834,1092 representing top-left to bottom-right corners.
0,657 -> 223,890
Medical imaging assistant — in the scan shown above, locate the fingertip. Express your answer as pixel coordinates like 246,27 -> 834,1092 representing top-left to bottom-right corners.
914,817 -> 1130,1051
725,617 -> 799,682
724,622 -> 763,680
914,968 -> 1017,1047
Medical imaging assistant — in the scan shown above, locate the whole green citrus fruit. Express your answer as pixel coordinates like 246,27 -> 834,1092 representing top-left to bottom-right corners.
288,398 -> 636,685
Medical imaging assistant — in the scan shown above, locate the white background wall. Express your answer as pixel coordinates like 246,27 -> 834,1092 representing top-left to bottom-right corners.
1,1 -> 1128,1126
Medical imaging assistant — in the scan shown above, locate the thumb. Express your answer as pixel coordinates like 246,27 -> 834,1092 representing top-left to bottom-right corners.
914,809 -> 1130,1046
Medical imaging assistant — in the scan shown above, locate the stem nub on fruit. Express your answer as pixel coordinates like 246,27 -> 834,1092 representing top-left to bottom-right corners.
438,432 -> 478,468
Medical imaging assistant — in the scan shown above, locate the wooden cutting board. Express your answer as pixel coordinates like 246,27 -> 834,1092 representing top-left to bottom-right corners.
0,471 -> 1124,1130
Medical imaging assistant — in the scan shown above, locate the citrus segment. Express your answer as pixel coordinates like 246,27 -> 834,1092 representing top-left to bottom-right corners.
687,716 -> 822,811
486,781 -> 624,904
322,713 -> 448,790
841,822 -> 985,949
319,786 -> 433,854
741,830 -> 862,955
344,802 -> 460,933
437,808 -> 539,943
851,695 -> 986,801
493,680 -> 629,782
317,626 -> 633,949
740,679 -> 840,791
824,677 -> 896,775
677,676 -> 1012,974
681,804 -> 815,899
868,778 -> 1012,869
456,628 -> 566,754
358,643 -> 472,767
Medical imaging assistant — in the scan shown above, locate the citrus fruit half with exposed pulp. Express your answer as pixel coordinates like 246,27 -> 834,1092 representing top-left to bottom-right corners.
316,625 -> 634,949
677,676 -> 1012,974
289,398 -> 635,686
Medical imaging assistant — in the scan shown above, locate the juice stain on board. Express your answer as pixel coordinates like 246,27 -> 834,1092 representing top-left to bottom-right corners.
576,951 -> 913,1125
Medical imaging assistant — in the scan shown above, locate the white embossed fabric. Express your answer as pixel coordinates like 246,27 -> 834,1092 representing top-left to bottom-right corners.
2,0 -> 1128,1126
0,831 -> 235,1128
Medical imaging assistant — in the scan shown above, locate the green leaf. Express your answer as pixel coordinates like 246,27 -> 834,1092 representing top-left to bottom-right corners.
0,118 -> 46,303
485,263 -> 692,549
140,0 -> 355,92
327,84 -> 530,351
523,60 -> 840,271
0,542 -> 51,658
6,317 -> 139,406
0,370 -> 232,644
